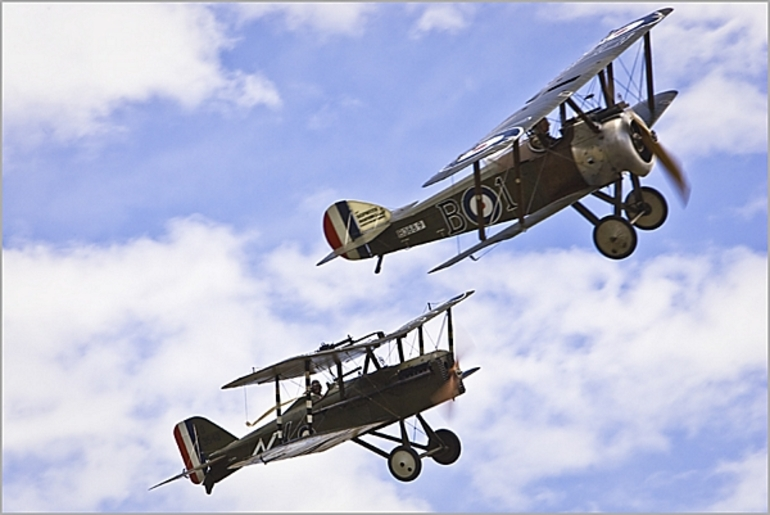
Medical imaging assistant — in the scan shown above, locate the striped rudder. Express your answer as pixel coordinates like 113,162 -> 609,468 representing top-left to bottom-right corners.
322,200 -> 391,260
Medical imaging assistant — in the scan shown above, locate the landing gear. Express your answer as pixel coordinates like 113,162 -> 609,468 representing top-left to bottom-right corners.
388,446 -> 422,482
624,186 -> 668,230
429,428 -> 461,465
573,176 -> 668,259
351,414 -> 462,482
593,215 -> 637,259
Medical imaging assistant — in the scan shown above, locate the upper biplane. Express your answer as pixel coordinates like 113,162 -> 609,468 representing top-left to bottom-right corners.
150,291 -> 478,494
318,8 -> 689,274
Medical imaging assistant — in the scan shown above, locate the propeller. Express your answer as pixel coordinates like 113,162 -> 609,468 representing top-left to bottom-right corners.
632,112 -> 691,205
430,323 -> 479,419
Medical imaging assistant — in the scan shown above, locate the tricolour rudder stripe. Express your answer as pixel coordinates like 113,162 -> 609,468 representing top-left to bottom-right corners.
321,200 -> 392,260
172,417 -> 238,487
173,420 -> 205,484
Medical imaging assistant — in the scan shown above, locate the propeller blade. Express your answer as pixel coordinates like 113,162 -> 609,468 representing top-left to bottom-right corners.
637,124 -> 690,205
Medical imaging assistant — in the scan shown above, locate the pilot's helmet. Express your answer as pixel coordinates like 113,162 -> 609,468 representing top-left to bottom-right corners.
310,380 -> 322,395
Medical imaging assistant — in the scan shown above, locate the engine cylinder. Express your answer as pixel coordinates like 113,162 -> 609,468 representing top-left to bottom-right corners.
571,111 -> 654,187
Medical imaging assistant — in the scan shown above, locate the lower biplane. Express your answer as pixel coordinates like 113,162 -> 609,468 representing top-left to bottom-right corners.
150,291 -> 478,494
318,8 -> 690,274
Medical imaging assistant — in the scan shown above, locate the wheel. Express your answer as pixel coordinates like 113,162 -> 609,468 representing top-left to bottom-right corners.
624,186 -> 668,230
298,425 -> 314,438
593,215 -> 637,259
388,446 -> 422,482
429,429 -> 461,465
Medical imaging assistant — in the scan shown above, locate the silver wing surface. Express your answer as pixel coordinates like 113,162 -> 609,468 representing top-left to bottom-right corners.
424,7 -> 674,187
222,291 -> 474,389
228,423 -> 382,468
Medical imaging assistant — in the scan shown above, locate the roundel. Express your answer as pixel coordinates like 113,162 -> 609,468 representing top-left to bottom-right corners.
462,186 -> 502,225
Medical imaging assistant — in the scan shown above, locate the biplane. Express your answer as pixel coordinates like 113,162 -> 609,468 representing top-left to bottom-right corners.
318,8 -> 689,274
150,291 -> 478,494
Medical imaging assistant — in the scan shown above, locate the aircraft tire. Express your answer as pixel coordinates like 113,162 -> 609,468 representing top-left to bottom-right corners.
388,446 -> 422,482
624,186 -> 668,230
429,429 -> 461,465
593,215 -> 637,260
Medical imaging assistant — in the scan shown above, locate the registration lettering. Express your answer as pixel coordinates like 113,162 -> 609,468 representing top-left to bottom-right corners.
396,220 -> 426,239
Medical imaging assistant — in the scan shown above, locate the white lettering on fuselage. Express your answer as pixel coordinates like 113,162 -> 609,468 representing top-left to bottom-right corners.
251,432 -> 278,457
396,220 -> 426,239
436,177 -> 518,236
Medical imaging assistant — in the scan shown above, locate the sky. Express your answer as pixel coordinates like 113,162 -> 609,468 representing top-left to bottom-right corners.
2,2 -> 767,512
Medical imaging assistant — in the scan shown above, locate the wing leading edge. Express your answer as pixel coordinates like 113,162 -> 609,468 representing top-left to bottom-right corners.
424,7 -> 674,187
221,290 -> 474,389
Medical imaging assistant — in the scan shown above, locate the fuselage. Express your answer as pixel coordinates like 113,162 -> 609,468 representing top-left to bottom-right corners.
203,349 -> 459,487
327,106 -> 655,262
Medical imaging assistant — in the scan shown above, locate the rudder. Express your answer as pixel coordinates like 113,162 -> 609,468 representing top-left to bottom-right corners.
173,417 -> 237,485
322,200 -> 391,260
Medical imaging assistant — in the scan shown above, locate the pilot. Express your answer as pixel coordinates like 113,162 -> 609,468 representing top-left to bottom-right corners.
310,380 -> 323,399
532,117 -> 556,149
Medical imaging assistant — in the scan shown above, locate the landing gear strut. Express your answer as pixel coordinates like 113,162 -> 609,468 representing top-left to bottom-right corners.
352,414 -> 462,482
573,175 -> 668,259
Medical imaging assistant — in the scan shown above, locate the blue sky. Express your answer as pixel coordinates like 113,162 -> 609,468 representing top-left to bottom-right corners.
3,3 -> 767,512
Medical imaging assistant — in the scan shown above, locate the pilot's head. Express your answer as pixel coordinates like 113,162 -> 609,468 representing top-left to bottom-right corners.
310,380 -> 322,395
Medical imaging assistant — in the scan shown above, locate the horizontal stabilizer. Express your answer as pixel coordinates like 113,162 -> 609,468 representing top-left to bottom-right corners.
149,417 -> 238,490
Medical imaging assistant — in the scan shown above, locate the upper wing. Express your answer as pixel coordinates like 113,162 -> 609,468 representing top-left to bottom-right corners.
221,341 -> 383,388
387,290 -> 474,338
423,7 -> 674,187
428,188 -> 595,273
222,291 -> 475,389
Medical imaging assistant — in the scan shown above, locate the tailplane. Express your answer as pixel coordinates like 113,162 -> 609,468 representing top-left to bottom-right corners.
173,417 -> 237,484
150,416 -> 237,493
321,200 -> 391,261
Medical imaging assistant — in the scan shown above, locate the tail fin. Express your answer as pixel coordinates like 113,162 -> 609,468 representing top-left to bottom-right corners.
322,200 -> 391,260
173,417 -> 237,485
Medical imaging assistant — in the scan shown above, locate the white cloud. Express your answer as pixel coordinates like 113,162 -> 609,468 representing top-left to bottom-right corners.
536,3 -> 768,159
409,4 -> 475,38
2,3 -> 281,143
708,449 -> 768,512
733,193 -> 768,221
229,3 -> 376,37
3,219 -> 767,510
660,70 -> 767,156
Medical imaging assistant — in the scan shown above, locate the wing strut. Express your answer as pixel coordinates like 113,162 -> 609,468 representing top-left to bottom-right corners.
447,307 -> 454,356
566,98 -> 601,133
644,33 -> 656,119
304,359 -> 313,435
512,139 -> 525,227
472,161 -> 486,241
275,377 -> 284,444
598,62 -> 616,108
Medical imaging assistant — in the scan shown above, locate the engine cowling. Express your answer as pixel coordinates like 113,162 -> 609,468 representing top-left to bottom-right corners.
571,110 -> 655,187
